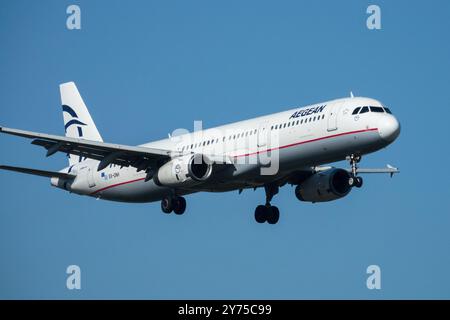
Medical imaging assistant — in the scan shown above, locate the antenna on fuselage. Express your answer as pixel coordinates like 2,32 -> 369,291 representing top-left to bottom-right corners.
350,91 -> 354,98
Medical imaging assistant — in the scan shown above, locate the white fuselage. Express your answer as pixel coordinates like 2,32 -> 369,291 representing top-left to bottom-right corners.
54,96 -> 400,202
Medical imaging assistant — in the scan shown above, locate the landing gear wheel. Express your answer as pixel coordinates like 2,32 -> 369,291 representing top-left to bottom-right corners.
255,205 -> 267,223
254,205 -> 280,224
348,176 -> 356,187
267,206 -> 280,225
161,196 -> 173,214
173,196 -> 186,215
355,177 -> 363,188
347,154 -> 364,188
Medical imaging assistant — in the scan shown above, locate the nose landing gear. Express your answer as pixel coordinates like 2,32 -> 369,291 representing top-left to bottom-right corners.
347,154 -> 363,188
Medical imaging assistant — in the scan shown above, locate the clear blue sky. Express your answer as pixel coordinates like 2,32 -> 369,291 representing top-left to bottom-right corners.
1,0 -> 449,299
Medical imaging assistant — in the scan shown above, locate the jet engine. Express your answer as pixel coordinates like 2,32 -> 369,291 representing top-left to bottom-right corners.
295,168 -> 352,203
153,154 -> 213,187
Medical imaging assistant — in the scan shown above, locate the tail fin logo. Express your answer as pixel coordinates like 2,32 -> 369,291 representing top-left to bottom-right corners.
62,104 -> 87,137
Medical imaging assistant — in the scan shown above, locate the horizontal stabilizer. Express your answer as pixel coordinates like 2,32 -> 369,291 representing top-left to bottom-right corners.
0,165 -> 75,179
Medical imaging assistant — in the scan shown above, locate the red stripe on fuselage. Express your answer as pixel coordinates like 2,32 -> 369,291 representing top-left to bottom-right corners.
91,178 -> 146,195
90,128 -> 378,195
234,127 -> 378,158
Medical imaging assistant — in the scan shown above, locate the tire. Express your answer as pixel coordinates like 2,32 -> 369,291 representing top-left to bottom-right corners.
295,185 -> 304,201
254,205 -> 267,223
161,196 -> 173,214
348,177 -> 355,187
355,177 -> 363,188
173,197 -> 186,215
267,206 -> 280,225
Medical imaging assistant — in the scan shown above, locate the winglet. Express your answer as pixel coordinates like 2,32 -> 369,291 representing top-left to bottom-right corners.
387,164 -> 399,177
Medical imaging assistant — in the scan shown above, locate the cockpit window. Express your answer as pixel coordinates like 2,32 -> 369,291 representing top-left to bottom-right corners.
360,106 -> 369,114
352,107 -> 361,115
384,107 -> 392,114
370,106 -> 384,113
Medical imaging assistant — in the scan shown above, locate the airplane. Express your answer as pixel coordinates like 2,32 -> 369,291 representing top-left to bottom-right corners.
0,82 -> 400,224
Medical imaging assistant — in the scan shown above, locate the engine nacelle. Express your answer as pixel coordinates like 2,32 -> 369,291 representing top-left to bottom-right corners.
295,168 -> 352,203
154,154 -> 213,187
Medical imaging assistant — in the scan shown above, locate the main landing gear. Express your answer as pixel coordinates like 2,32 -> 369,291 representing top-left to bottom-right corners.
347,154 -> 363,188
254,184 -> 280,224
161,195 -> 186,215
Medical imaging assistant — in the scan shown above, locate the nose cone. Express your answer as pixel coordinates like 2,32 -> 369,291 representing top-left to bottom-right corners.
378,115 -> 400,142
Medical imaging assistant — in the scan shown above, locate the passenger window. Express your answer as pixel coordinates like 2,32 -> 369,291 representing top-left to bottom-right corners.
296,120 -> 299,125
370,106 -> 384,113
360,106 -> 369,114
322,114 -> 325,119
352,107 -> 361,115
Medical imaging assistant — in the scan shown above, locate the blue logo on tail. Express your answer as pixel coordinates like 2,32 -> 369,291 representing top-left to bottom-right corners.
63,104 -> 87,163
62,104 -> 86,136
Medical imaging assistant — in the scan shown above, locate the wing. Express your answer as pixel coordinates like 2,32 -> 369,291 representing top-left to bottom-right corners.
0,165 -> 75,179
315,164 -> 400,176
0,126 -> 179,171
352,164 -> 399,175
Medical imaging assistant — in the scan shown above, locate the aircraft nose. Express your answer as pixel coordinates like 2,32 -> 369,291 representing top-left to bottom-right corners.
378,115 -> 400,142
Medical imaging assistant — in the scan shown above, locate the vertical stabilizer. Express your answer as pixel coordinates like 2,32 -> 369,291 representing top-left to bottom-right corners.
59,82 -> 103,165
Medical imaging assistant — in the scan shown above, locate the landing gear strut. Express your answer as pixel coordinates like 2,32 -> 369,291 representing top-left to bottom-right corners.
254,184 -> 280,224
347,154 -> 363,188
161,195 -> 186,215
